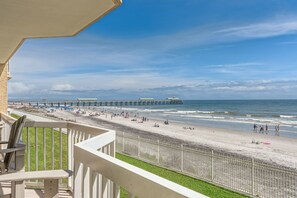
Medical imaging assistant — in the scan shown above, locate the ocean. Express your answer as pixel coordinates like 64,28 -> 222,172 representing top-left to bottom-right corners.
95,100 -> 297,138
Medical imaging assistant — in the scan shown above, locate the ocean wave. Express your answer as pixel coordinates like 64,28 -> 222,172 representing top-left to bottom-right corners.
140,109 -> 170,112
197,110 -> 215,114
177,110 -> 197,114
117,107 -> 139,111
181,115 -> 225,119
166,110 -> 215,115
165,111 -> 195,115
280,115 -> 297,118
280,121 -> 297,125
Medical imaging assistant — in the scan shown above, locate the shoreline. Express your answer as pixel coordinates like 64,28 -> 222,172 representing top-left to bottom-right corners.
11,106 -> 297,169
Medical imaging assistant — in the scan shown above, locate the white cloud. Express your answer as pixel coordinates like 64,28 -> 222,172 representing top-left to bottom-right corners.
9,82 -> 32,94
212,81 -> 297,92
51,84 -> 73,91
217,20 -> 297,39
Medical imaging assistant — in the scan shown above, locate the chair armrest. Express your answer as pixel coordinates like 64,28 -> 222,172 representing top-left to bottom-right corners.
0,147 -> 25,154
0,170 -> 72,182
0,141 -> 8,144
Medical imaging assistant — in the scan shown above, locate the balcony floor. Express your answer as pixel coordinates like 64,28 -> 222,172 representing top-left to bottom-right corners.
0,182 -> 72,198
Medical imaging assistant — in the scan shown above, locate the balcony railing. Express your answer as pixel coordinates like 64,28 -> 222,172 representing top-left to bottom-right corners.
0,112 -> 207,198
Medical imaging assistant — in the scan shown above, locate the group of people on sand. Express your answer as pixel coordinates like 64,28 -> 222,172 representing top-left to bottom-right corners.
154,119 -> 169,128
137,117 -> 149,123
183,126 -> 195,130
253,123 -> 280,136
154,123 -> 160,127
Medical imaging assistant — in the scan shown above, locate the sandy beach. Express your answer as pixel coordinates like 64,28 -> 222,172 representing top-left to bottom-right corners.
12,106 -> 297,169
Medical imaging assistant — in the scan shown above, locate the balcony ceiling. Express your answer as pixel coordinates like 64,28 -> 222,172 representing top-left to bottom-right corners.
0,0 -> 121,64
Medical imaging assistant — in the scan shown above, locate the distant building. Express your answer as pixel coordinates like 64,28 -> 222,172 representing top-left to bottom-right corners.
77,98 -> 97,101
139,98 -> 154,100
167,96 -> 180,100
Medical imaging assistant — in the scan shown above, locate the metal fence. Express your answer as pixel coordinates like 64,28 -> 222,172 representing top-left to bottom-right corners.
116,132 -> 297,198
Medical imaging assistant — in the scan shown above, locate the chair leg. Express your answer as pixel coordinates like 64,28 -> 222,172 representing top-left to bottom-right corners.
44,179 -> 59,198
11,180 -> 25,198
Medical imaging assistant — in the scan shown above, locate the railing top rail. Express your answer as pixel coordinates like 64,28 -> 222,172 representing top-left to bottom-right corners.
67,122 -> 111,135
24,121 -> 68,128
77,130 -> 116,149
75,135 -> 208,198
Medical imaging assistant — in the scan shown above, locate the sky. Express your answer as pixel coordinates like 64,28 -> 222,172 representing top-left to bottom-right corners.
9,0 -> 297,100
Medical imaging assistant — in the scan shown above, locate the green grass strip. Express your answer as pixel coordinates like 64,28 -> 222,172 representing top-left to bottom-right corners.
116,153 -> 248,198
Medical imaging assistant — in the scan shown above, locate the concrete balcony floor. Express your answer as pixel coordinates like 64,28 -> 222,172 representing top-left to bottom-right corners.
0,182 -> 72,198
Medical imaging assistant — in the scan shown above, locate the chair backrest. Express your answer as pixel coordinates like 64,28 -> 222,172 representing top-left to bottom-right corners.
4,115 -> 26,169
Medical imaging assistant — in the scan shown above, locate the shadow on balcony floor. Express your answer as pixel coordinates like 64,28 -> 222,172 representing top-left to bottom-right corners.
0,182 -> 72,198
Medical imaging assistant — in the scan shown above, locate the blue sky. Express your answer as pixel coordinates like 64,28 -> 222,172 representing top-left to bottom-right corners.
9,0 -> 297,100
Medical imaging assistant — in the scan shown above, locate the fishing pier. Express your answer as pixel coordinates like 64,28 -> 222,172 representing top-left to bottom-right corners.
10,99 -> 183,108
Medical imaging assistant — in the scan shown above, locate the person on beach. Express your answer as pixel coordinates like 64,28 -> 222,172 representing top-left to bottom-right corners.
253,123 -> 257,132
275,124 -> 280,136
265,124 -> 268,134
259,125 -> 264,133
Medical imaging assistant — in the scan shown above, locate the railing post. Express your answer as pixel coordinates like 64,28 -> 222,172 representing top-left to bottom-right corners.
59,128 -> 62,169
110,133 -> 120,198
102,176 -> 109,198
211,150 -> 214,182
83,166 -> 91,197
251,158 -> 255,196
181,144 -> 184,172
35,127 -> 38,171
122,132 -> 125,152
11,144 -> 25,198
157,139 -> 160,164
113,184 -> 120,198
74,158 -> 83,198
51,128 -> 54,170
43,128 -> 46,170
67,129 -> 73,190
137,136 -> 140,158
91,172 -> 98,198
27,127 -> 30,171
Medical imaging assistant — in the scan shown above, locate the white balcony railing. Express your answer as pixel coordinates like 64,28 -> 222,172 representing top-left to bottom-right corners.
0,112 -> 207,198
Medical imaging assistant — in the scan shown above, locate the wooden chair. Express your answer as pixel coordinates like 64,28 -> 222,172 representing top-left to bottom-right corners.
0,116 -> 71,198
0,115 -> 26,172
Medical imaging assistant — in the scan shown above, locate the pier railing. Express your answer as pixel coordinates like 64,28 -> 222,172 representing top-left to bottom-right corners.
0,112 -> 206,198
117,132 -> 297,198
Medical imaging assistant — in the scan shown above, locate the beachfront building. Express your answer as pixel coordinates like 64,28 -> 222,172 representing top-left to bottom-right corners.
0,1 -> 206,197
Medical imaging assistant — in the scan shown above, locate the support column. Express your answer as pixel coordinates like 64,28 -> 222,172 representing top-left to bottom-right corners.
0,63 -> 8,113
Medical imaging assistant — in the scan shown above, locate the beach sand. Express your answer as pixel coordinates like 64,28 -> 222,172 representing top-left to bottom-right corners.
13,106 -> 297,169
